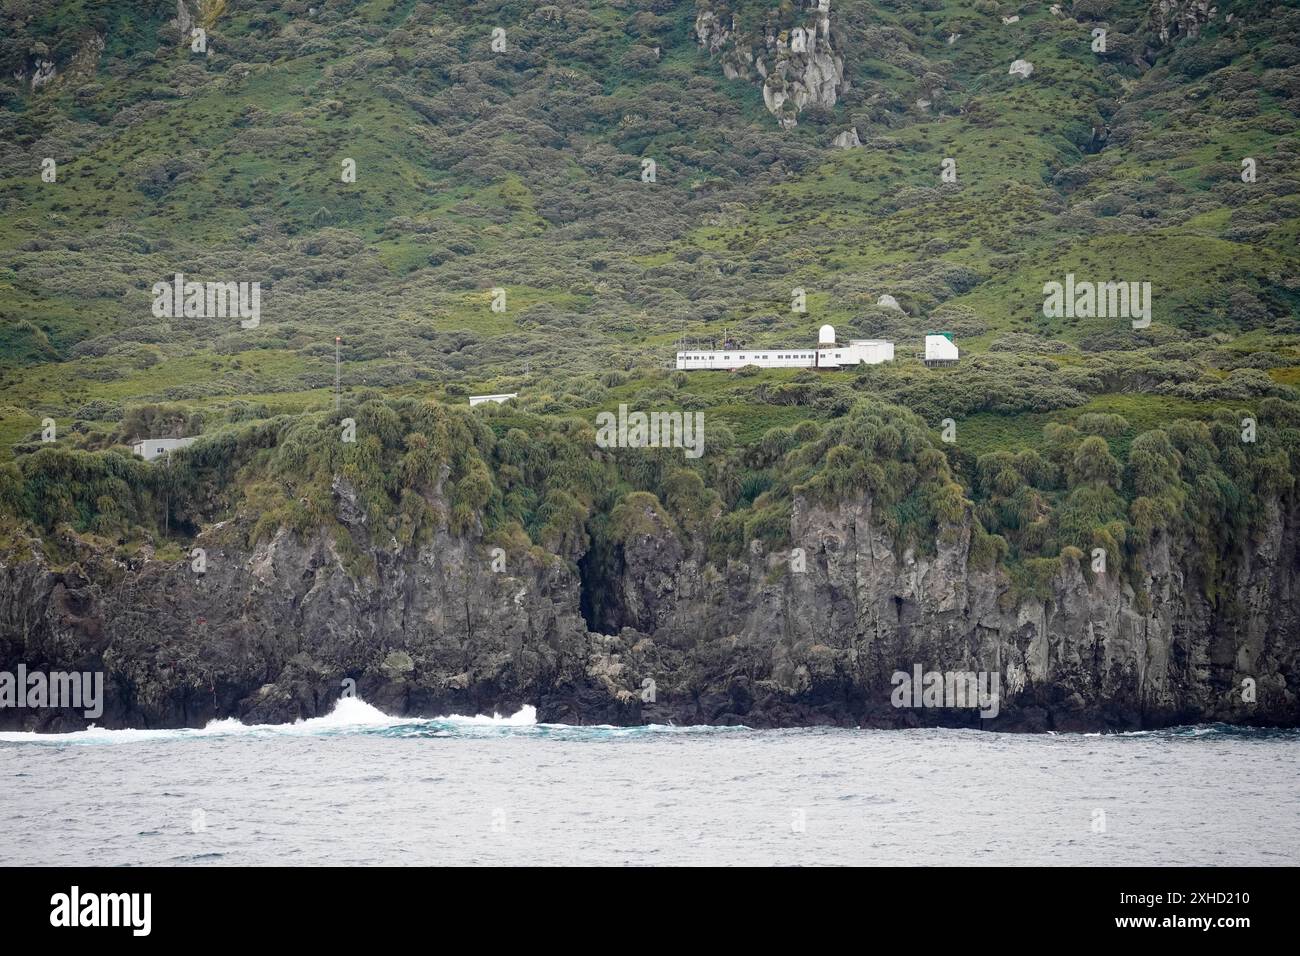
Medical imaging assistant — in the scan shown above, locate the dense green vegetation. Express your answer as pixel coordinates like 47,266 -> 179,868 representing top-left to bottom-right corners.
1,0 -> 1298,602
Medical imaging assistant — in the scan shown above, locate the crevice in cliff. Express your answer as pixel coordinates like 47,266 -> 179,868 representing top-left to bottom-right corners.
577,518 -> 625,635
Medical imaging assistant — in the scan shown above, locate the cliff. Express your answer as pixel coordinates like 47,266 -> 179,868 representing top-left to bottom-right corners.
3,479 -> 1296,732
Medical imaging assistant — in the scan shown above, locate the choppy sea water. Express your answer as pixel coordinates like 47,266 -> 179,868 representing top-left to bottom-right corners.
1,699 -> 1297,866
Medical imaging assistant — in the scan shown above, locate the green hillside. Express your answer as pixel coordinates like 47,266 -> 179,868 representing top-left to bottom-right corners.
1,0 -> 1298,596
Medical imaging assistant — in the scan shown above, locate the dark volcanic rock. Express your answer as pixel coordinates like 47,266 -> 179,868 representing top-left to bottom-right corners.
2,483 -> 1298,732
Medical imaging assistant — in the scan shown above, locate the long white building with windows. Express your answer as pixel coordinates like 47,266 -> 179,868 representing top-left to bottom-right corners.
676,325 -> 894,371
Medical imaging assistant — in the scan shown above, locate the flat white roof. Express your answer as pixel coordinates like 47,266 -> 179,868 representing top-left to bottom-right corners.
679,340 -> 894,352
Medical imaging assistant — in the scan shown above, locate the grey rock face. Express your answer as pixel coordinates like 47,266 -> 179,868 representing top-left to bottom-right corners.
1149,0 -> 1218,44
30,60 -> 57,91
3,480 -> 1296,733
1,477 -> 593,731
831,128 -> 861,149
599,492 -> 1300,731
696,1 -> 847,128
173,0 -> 197,40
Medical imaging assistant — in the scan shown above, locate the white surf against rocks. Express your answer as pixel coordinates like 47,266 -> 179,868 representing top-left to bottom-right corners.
0,697 -> 539,745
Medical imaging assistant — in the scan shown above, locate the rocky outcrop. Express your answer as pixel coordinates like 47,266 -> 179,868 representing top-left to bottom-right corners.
10,32 -> 103,92
1148,0 -> 1218,44
3,478 -> 1297,733
30,59 -> 57,91
695,0 -> 847,128
173,0 -> 198,38
170,0 -> 227,40
0,475 -> 606,731
67,34 -> 105,83
831,127 -> 861,149
591,491 -> 1299,731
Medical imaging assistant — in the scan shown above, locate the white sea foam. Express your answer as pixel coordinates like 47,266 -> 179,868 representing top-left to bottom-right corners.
0,697 -> 537,745
440,704 -> 537,727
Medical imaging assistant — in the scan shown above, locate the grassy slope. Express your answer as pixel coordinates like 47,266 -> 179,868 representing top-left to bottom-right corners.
0,0 -> 1296,499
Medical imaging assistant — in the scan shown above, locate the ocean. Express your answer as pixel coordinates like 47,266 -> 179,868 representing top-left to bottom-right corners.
2,699 -> 1297,866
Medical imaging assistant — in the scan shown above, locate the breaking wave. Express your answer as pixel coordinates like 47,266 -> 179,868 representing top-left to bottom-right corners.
3,704 -> 1293,749
0,697 -> 749,746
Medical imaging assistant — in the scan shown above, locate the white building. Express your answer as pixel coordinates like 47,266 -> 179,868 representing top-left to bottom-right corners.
131,437 -> 197,462
924,333 -> 959,365
468,393 -> 517,407
676,325 -> 894,371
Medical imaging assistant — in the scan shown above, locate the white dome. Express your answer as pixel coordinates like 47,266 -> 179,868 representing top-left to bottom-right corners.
818,324 -> 836,345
